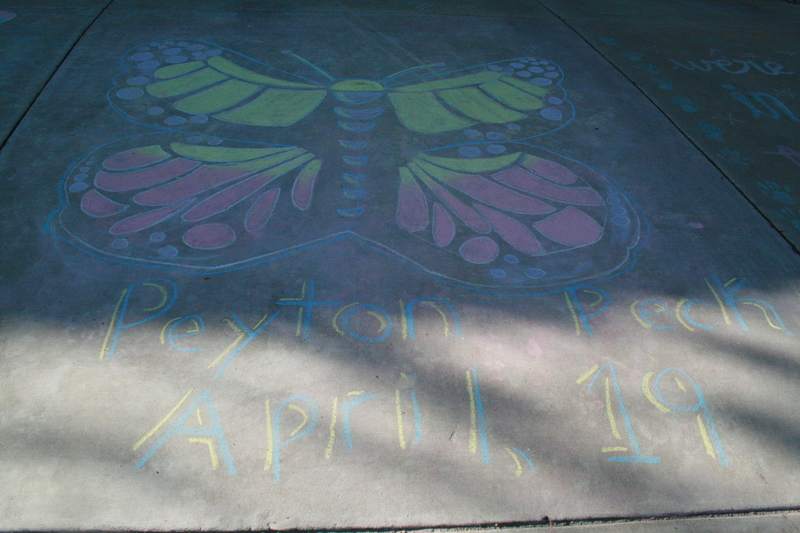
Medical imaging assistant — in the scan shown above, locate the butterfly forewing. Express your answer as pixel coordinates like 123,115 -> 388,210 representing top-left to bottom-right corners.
387,57 -> 573,138
109,40 -> 327,144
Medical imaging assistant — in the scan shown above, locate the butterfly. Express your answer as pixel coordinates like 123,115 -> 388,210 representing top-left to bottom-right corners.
51,39 -> 643,295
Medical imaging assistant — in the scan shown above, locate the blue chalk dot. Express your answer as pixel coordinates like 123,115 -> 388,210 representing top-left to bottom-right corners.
159,245 -> 178,258
486,131 -> 505,140
68,182 -> 88,192
206,49 -> 222,57
190,114 -> 209,123
547,97 -> 563,105
165,116 -> 187,125
611,216 -> 630,226
528,66 -> 544,73
137,60 -> 160,70
490,269 -> 507,278
540,108 -> 563,121
509,62 -> 525,68
525,268 -> 545,279
503,254 -> 519,264
532,77 -> 552,86
487,144 -> 506,154
464,129 -> 481,138
116,88 -> 143,100
516,70 -> 532,77
130,52 -> 154,61
192,52 -> 206,59
459,146 -> 482,157
489,64 -> 503,71
186,44 -> 205,51
611,206 -> 627,215
127,76 -> 149,85
148,106 -> 165,115
163,48 -> 182,55
149,232 -> 166,243
177,41 -> 188,46
79,166 -> 90,172
544,71 -> 560,78
607,196 -> 621,205
74,173 -> 88,181
111,238 -> 129,249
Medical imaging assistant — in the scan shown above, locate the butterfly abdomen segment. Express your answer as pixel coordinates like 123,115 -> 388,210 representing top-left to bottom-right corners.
331,82 -> 386,218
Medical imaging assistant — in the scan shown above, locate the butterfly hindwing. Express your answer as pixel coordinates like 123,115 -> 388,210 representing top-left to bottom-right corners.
53,134 -> 334,271
388,142 -> 642,293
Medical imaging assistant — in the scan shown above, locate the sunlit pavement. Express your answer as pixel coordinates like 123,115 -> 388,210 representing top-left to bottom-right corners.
0,0 -> 799,531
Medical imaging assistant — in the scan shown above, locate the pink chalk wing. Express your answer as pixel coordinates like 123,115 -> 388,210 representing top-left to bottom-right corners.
419,161 -> 555,214
492,166 -> 603,205
396,167 -> 429,232
95,158 -> 200,192
522,155 -> 579,184
101,145 -> 170,171
182,223 -> 236,249
534,206 -> 602,246
459,236 -> 499,264
80,189 -> 127,218
291,159 -> 322,210
474,203 -> 544,255
245,188 -> 280,232
432,202 -> 456,247
109,199 -> 193,235
409,164 -> 490,233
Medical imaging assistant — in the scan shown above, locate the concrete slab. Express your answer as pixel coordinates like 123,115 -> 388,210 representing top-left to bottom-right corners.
1,2 -> 800,531
0,5 -> 104,146
107,0 -> 548,17
538,0 -> 800,28
456,511 -> 800,531
537,0 -> 800,250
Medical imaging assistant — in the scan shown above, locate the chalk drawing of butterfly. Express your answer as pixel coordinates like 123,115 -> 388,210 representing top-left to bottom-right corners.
50,39 -> 644,295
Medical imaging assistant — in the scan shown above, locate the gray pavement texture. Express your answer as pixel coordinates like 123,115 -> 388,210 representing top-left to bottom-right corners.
0,0 -> 799,531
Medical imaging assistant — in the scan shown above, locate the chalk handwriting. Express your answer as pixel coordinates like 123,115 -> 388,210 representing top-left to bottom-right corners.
723,85 -> 799,121
566,275 -> 792,337
669,58 -> 794,76
580,362 -> 661,464
99,279 -> 463,378
134,368 -> 534,481
764,145 -> 800,169
580,364 -> 728,466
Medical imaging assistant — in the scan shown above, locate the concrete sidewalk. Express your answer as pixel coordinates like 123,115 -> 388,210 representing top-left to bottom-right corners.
0,0 -> 799,530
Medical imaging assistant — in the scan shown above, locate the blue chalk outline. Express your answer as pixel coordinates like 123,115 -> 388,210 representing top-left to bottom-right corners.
135,389 -> 237,476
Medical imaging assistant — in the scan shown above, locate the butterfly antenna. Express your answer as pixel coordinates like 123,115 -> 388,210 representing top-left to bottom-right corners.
381,63 -> 446,86
282,50 -> 336,82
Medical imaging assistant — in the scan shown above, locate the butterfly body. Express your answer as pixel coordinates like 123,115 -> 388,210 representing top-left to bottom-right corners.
52,39 -> 645,294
